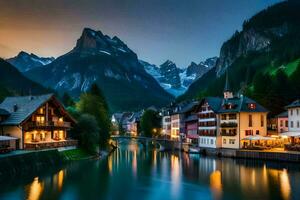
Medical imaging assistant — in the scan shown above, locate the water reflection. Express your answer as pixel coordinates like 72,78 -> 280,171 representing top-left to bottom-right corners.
0,140 -> 299,200
26,177 -> 43,200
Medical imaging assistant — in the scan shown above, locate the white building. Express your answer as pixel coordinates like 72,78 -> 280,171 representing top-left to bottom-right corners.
197,97 -> 222,148
282,100 -> 300,142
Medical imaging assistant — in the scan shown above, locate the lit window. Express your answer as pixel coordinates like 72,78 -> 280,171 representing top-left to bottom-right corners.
223,139 -> 226,144
248,103 -> 256,110
229,139 -> 235,144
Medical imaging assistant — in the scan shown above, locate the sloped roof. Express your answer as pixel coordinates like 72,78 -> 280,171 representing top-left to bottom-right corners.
185,114 -> 198,122
286,100 -> 300,109
0,94 -> 54,125
204,97 -> 223,112
128,111 -> 143,123
0,108 -> 10,116
218,96 -> 268,113
178,101 -> 199,114
276,111 -> 288,118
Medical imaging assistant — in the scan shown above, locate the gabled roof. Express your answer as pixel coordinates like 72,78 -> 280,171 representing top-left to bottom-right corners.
177,101 -> 199,114
276,111 -> 288,118
285,100 -> 300,109
218,96 -> 268,113
199,97 -> 223,113
0,94 -> 75,125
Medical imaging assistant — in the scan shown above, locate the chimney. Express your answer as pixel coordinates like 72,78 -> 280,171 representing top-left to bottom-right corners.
13,104 -> 18,112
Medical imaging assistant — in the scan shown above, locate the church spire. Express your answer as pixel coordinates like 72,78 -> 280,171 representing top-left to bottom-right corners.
223,70 -> 233,99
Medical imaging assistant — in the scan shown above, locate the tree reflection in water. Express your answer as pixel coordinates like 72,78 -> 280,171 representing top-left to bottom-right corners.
0,140 -> 299,200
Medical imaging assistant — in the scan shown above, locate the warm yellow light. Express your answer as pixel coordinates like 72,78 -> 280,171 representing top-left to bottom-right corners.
59,117 -> 64,122
210,170 -> 222,199
27,177 -> 44,200
57,170 -> 64,191
280,169 -> 291,200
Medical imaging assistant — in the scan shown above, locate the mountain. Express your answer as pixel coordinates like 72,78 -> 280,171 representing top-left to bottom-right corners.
7,51 -> 54,72
141,57 -> 217,97
180,0 -> 300,115
0,59 -> 49,101
181,57 -> 218,87
24,28 -> 173,112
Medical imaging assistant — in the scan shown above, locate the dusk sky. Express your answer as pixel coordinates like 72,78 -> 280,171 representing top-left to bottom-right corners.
0,0 -> 281,67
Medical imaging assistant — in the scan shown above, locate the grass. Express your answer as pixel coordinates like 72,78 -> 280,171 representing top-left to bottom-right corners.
267,58 -> 300,76
60,148 -> 94,161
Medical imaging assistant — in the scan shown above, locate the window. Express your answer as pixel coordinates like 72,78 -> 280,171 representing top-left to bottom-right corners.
229,139 -> 235,144
36,116 -> 45,123
39,107 -> 44,114
229,114 -> 237,120
248,103 -> 256,110
211,139 -> 214,145
249,115 -> 253,127
297,109 -> 299,115
261,115 -> 264,127
291,121 -> 294,128
221,114 -> 227,120
298,121 -> 300,128
285,120 -> 288,128
280,120 -> 283,127
256,130 -> 260,135
291,110 -> 293,116
245,130 -> 253,136
223,139 -> 226,144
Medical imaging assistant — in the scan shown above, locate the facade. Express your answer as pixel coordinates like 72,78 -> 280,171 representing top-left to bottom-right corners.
162,115 -> 171,139
284,100 -> 300,141
219,95 -> 268,149
197,97 -> 222,148
185,114 -> 198,144
0,94 -> 77,150
268,111 -> 288,135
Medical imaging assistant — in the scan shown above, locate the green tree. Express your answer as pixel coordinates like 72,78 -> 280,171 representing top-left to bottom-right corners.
71,114 -> 100,153
140,110 -> 161,138
77,83 -> 111,149
62,92 -> 75,107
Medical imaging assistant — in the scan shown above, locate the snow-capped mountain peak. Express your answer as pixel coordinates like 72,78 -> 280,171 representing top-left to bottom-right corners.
141,57 -> 218,97
7,51 -> 55,72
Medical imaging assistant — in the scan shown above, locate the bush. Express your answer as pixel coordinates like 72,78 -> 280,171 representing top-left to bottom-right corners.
71,114 -> 100,153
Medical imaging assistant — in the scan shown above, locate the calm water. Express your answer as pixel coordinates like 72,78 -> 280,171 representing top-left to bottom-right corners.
1,141 -> 300,200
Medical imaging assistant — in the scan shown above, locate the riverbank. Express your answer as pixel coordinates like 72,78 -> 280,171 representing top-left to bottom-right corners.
197,147 -> 300,163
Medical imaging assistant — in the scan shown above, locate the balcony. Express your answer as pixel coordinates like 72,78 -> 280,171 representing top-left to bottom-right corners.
220,122 -> 238,128
25,121 -> 71,130
198,126 -> 217,130
221,131 -> 237,136
25,139 -> 78,150
199,132 -> 216,137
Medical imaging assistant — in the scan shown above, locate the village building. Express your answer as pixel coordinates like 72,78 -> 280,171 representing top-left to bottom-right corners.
218,75 -> 268,149
0,94 -> 77,150
281,100 -> 300,148
268,111 -> 289,135
196,97 -> 222,148
161,108 -> 172,139
127,111 -> 143,136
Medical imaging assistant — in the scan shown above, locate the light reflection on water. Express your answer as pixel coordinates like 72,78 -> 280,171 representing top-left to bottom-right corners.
0,140 -> 299,200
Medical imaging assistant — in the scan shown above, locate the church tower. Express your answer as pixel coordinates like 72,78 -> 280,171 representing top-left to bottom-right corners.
223,71 -> 233,99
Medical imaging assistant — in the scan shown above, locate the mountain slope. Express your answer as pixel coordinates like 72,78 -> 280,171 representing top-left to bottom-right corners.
25,28 -> 173,112
141,57 -> 217,97
7,51 -> 54,72
0,59 -> 49,101
180,0 -> 300,115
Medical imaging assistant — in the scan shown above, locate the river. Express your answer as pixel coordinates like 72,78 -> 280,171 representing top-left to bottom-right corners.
0,141 -> 300,200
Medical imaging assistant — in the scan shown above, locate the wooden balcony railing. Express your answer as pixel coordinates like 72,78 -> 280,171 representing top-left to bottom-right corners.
24,121 -> 71,129
220,122 -> 238,128
220,131 -> 237,136
24,139 -> 78,150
